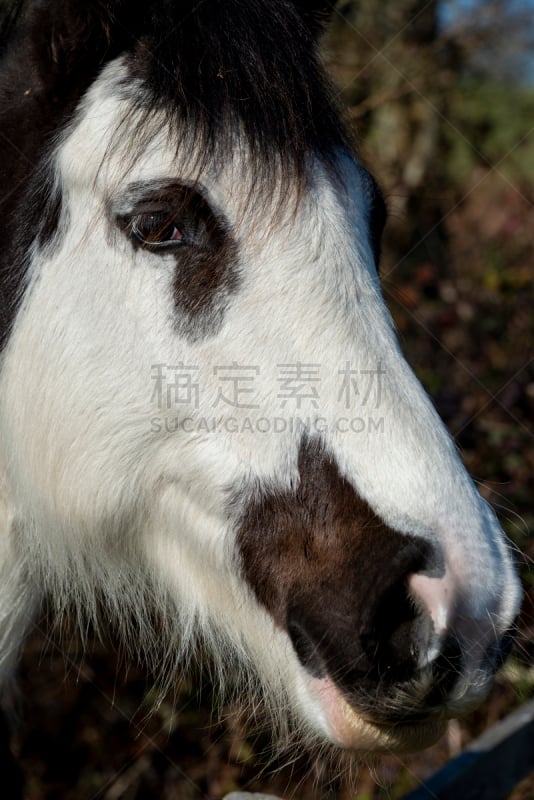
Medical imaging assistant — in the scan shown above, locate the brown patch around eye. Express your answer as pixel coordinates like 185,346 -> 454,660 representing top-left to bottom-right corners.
116,180 -> 240,339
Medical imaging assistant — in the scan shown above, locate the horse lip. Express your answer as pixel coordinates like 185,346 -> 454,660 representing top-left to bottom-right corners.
363,708 -> 448,727
308,675 -> 448,752
351,692 -> 453,730
341,701 -> 449,753
362,717 -> 448,753
358,707 -> 450,729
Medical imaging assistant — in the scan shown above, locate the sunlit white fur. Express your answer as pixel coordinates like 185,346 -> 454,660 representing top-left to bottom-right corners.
0,60 -> 521,751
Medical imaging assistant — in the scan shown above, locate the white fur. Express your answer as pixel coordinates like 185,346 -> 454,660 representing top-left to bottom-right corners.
0,60 -> 521,751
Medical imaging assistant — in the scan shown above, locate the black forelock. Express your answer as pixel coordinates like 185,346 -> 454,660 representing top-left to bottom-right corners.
127,0 -> 352,179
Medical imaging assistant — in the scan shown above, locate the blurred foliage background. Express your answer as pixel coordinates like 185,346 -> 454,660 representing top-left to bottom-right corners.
4,0 -> 534,798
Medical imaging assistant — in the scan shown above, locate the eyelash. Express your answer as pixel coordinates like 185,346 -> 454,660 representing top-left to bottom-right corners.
129,211 -> 187,248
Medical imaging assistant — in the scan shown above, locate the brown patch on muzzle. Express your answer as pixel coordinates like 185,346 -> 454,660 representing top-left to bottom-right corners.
235,439 -> 437,707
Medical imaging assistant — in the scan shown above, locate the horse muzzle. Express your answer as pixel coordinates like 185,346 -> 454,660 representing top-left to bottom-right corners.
235,440 -> 519,752
288,573 -> 516,753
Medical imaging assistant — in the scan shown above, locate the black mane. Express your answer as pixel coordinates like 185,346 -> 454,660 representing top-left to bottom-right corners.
0,0 -> 25,56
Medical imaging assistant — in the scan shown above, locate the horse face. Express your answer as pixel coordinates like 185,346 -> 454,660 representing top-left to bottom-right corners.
0,0 -> 522,758
0,51 -> 520,753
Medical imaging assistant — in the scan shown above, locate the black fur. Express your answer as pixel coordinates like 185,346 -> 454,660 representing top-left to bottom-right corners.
358,165 -> 387,268
292,0 -> 339,34
0,710 -> 23,798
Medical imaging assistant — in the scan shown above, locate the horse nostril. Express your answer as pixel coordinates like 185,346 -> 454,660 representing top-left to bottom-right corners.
287,579 -> 426,690
360,573 -> 423,684
423,635 -> 463,706
285,536 -> 442,699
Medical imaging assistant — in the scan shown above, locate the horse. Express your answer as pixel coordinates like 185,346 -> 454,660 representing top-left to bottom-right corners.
0,0 -> 520,766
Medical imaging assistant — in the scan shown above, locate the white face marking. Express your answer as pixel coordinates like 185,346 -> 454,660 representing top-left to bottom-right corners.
0,59 -> 521,750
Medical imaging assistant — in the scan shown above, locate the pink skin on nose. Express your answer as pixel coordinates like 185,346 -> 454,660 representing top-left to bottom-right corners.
408,571 -> 497,672
409,572 -> 455,664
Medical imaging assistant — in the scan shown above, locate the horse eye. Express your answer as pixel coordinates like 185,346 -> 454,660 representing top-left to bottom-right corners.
131,212 -> 184,247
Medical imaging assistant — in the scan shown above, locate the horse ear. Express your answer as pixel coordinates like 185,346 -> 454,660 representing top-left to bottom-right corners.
292,1 -> 338,36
